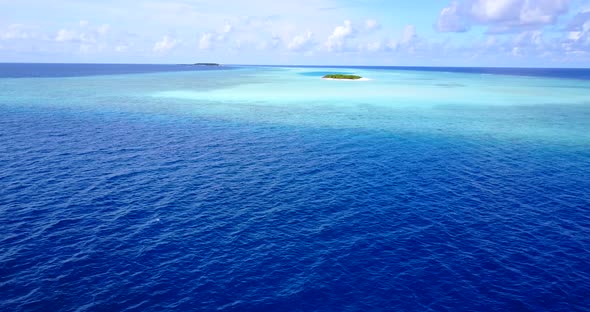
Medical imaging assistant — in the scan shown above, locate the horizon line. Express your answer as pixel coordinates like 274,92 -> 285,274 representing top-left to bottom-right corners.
1,62 -> 590,70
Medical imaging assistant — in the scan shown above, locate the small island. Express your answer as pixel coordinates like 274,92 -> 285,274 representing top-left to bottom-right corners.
323,74 -> 363,80
193,63 -> 220,66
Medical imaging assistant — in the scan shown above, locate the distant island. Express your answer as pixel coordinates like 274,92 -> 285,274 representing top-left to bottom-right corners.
323,74 -> 362,80
193,63 -> 220,66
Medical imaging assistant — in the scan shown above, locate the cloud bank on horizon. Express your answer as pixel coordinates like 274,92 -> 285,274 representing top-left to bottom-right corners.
1,0 -> 590,66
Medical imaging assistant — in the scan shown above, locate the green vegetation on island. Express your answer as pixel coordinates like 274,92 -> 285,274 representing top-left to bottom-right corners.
193,63 -> 220,66
323,74 -> 362,80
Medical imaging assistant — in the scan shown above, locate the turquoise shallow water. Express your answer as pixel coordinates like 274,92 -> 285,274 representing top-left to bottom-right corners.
2,65 -> 589,145
1,64 -> 589,311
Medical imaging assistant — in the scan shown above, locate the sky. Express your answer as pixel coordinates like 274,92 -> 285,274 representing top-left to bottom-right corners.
1,0 -> 590,67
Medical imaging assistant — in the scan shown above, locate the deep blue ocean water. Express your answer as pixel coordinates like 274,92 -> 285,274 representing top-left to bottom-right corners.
1,64 -> 589,312
0,63 -> 231,78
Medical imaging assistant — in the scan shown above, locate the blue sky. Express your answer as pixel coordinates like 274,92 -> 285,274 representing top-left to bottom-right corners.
1,0 -> 590,66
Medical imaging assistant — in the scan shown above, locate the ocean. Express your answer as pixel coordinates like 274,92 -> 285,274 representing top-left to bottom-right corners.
1,63 -> 589,311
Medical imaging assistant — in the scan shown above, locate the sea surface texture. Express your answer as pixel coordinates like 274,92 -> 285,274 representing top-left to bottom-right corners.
1,64 -> 589,312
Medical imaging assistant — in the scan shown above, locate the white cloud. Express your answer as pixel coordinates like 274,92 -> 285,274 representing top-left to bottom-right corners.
216,23 -> 232,41
365,19 -> 380,31
223,22 -> 233,34
153,35 -> 178,53
271,35 -> 282,49
198,22 -> 235,50
288,31 -> 314,51
80,43 -> 92,53
562,11 -> 590,54
258,34 -> 283,51
97,24 -> 110,36
1,24 -> 35,40
115,44 -> 128,52
386,40 -> 399,51
366,41 -> 382,52
3,0 -> 589,66
513,31 -> 544,47
401,25 -> 418,44
437,0 -> 570,33
458,27 -> 589,63
54,23 -> 110,44
325,20 -> 354,52
353,24 -> 422,54
567,11 -> 590,33
55,29 -> 79,42
485,35 -> 498,47
437,1 -> 468,32
199,33 -> 214,50
512,46 -> 522,56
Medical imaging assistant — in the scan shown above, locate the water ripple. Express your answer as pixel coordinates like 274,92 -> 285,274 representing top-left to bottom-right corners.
1,108 -> 589,311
